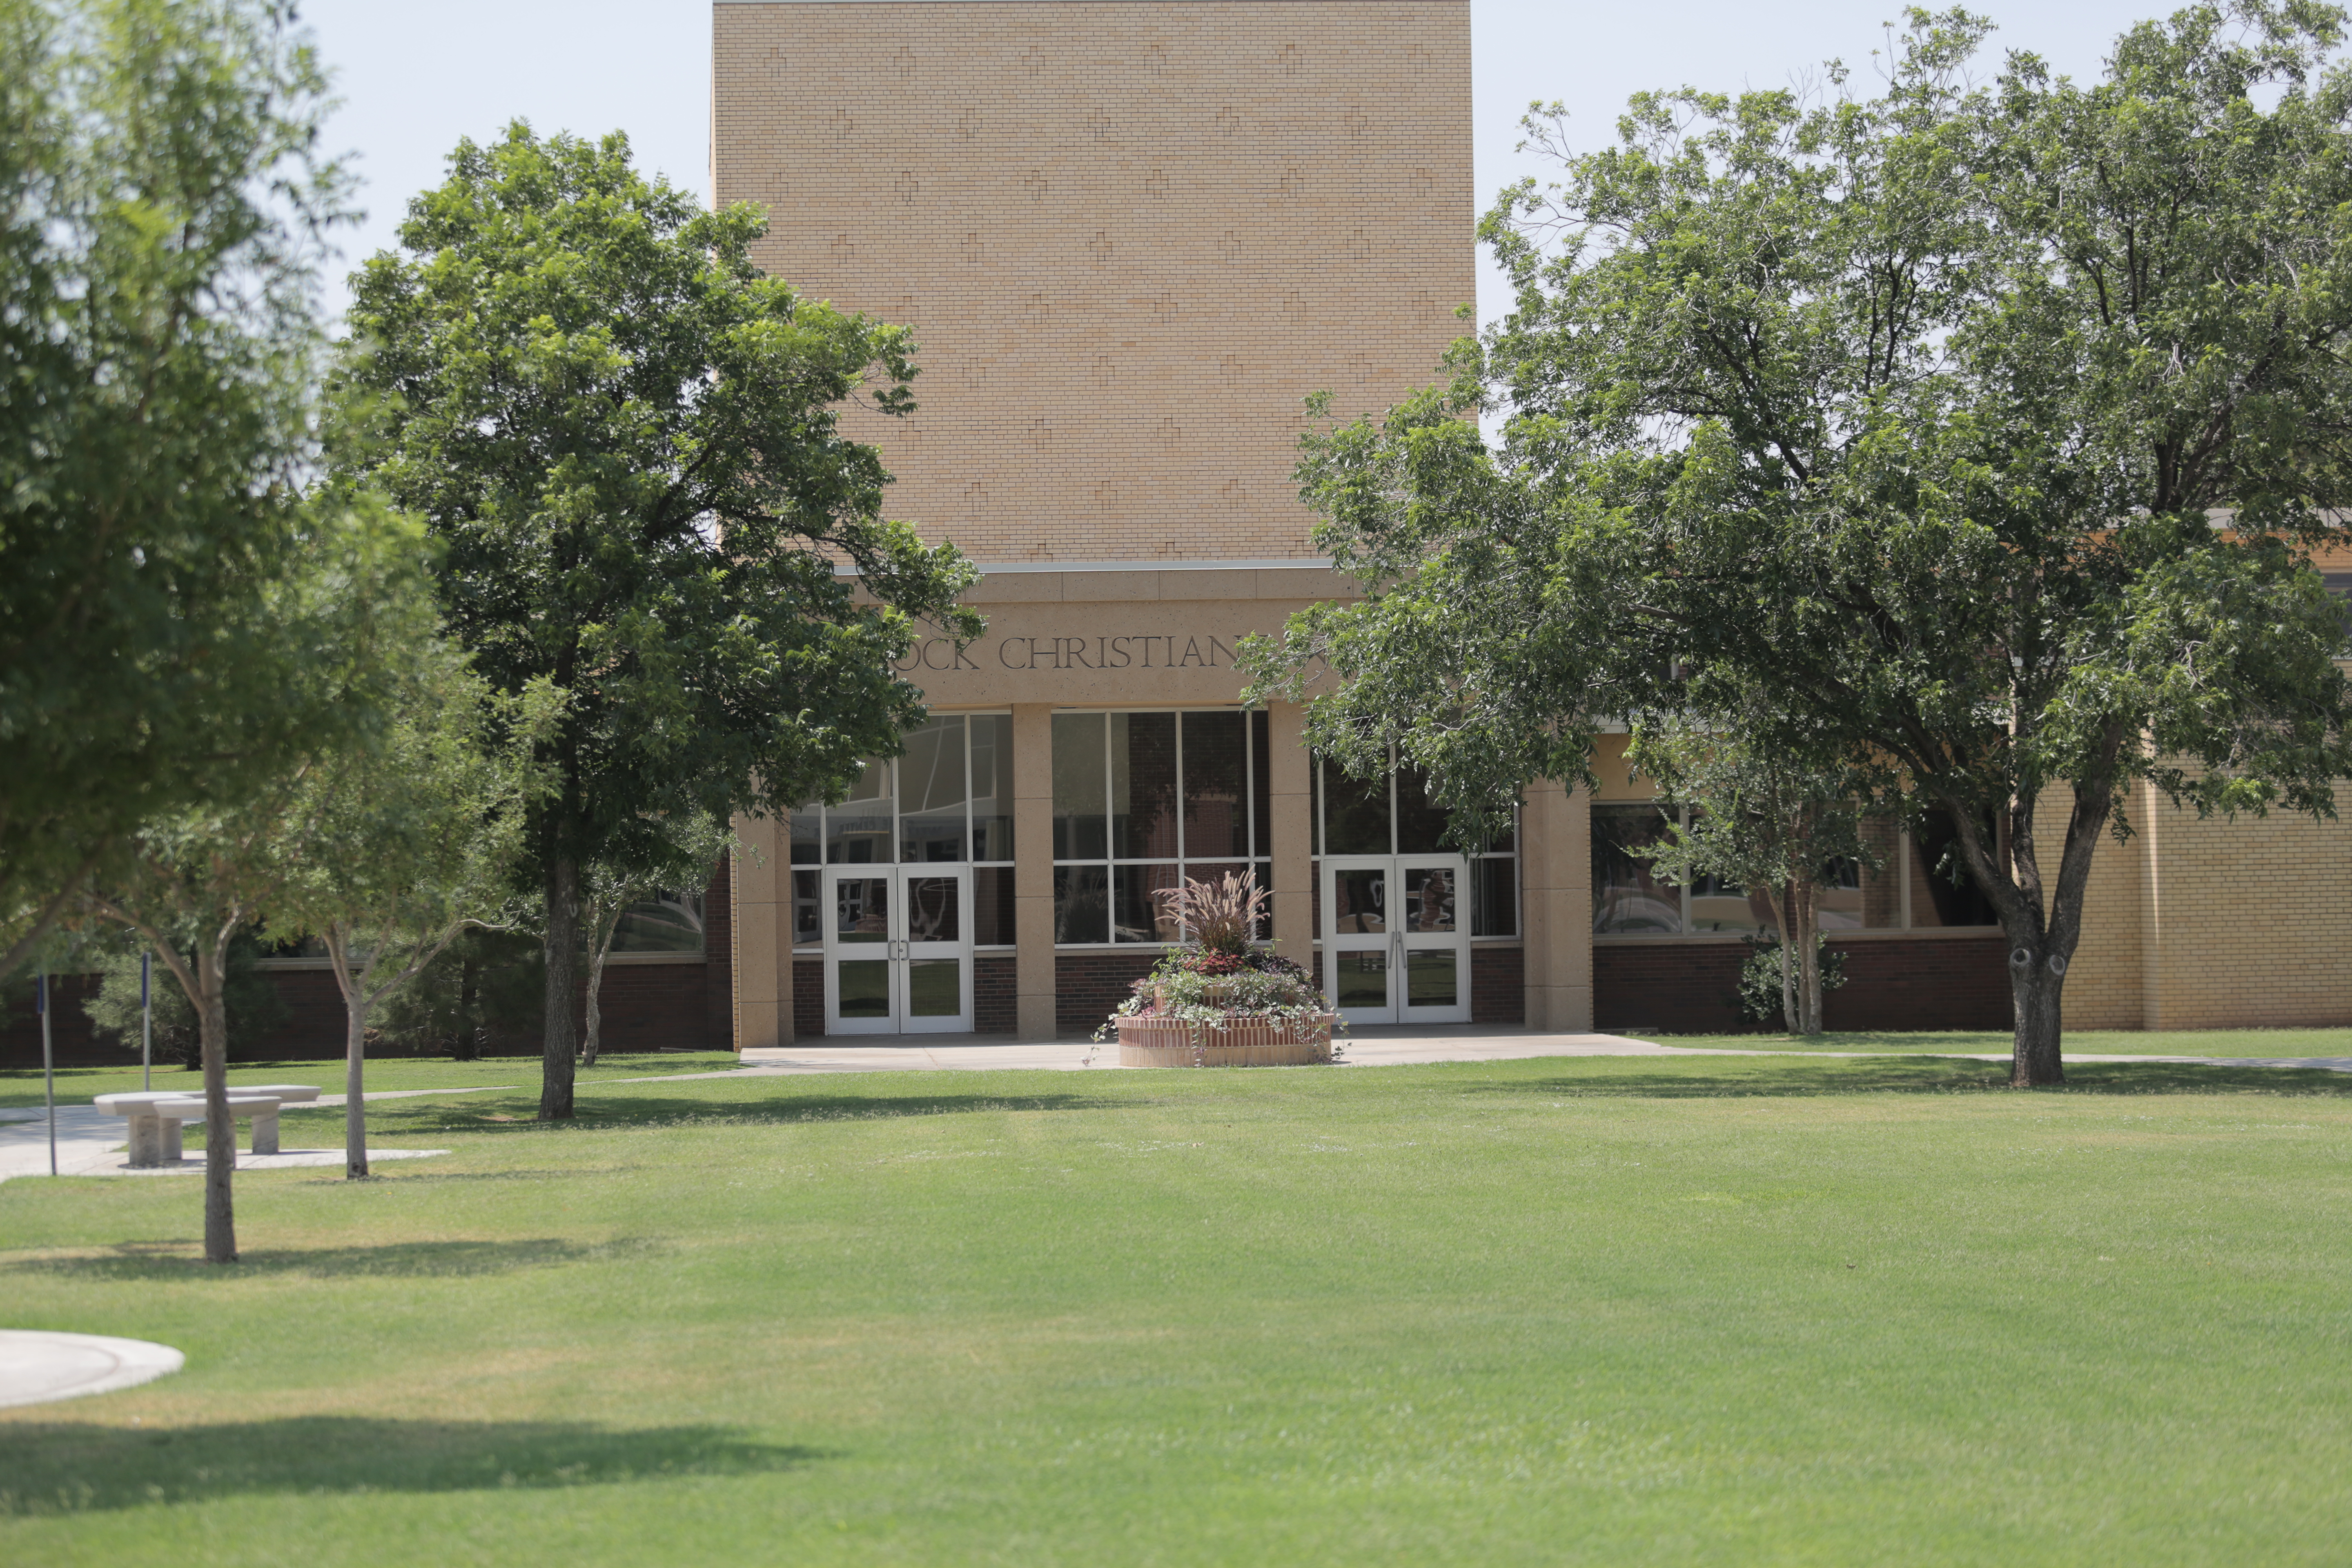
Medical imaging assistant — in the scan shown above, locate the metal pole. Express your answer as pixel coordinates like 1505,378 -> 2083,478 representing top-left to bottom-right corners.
38,969 -> 56,1178
140,951 -> 152,1091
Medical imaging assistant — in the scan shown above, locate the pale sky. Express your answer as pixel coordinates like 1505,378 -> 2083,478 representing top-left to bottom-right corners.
300,0 -> 2178,330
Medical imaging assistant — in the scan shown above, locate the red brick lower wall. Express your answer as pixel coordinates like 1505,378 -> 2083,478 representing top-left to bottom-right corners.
1472,944 -> 1524,1024
1,973 -> 106,1068
4,960 -> 720,1069
793,958 -> 826,1039
1057,950 -> 1160,1035
1595,936 -> 2012,1034
976,955 -> 1017,1034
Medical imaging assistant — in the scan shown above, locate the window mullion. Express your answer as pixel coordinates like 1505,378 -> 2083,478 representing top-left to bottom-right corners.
1175,710 -> 1187,869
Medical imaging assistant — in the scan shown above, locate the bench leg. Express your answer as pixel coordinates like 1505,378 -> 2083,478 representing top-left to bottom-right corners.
160,1118 -> 183,1163
250,1107 -> 280,1156
125,1114 -> 160,1168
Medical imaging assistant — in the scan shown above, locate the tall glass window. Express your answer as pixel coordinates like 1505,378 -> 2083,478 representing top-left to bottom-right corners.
1312,754 -> 1521,938
791,713 -> 1016,949
1590,802 -> 1982,935
1052,709 -> 1272,945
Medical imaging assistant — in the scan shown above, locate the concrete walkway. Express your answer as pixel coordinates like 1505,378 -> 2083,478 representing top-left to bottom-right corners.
701,1026 -> 2352,1078
0,1330 -> 183,1409
0,1098 -> 458,1184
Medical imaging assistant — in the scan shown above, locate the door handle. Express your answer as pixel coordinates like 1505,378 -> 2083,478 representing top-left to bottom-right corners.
891,939 -> 909,960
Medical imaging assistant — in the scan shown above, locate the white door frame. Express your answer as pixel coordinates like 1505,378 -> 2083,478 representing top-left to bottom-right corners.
820,865 -> 974,1035
1319,855 -> 1472,1028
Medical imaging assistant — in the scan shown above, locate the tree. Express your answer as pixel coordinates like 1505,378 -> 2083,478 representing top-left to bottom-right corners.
579,811 -> 731,1067
338,125 -> 980,1122
79,500 -> 430,1261
1626,705 -> 1881,1036
84,926 -> 288,1070
0,0 -> 352,977
1245,5 -> 2352,1086
269,644 -> 560,1177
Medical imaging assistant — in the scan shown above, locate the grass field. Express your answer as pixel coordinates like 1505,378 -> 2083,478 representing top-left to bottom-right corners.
1637,1027 -> 2352,1058
4,1050 -> 2351,1565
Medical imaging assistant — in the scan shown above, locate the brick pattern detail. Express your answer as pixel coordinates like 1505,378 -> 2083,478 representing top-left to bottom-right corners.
1472,944 -> 1523,1024
976,954 -> 1018,1033
2,973 -> 106,1068
712,1 -> 1473,563
702,858 -> 734,1049
794,958 -> 827,1038
1056,950 -> 1160,1034
1595,938 -> 2012,1035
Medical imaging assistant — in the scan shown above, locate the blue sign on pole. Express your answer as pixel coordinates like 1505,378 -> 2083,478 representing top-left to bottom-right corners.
38,968 -> 56,1176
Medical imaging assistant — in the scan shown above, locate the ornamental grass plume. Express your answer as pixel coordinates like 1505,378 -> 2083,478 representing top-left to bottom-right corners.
1150,870 -> 1267,955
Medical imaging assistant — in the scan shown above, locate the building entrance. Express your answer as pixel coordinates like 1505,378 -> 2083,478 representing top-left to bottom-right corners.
1319,856 -> 1472,1027
820,866 -> 973,1034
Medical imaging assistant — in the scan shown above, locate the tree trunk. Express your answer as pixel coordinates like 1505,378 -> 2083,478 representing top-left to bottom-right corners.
2007,933 -> 2069,1087
583,904 -> 614,1068
344,987 -> 370,1180
1794,875 -> 1823,1036
1775,886 -> 1798,1035
582,891 -> 630,1068
541,853 -> 579,1120
324,926 -> 371,1179
457,949 -> 480,1057
196,935 -> 237,1263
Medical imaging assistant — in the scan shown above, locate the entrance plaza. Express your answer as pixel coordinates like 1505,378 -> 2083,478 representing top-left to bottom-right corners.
711,0 -> 2352,1051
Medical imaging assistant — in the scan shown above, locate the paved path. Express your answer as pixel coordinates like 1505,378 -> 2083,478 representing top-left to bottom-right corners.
693,1028 -> 2352,1078
0,1330 -> 183,1409
0,1102 -> 454,1184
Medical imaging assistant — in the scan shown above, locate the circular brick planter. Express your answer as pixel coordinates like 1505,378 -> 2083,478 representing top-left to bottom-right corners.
1116,1013 -> 1337,1068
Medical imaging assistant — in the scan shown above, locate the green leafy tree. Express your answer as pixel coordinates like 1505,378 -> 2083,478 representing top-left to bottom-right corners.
79,501 -> 431,1261
1627,706 -> 1881,1035
84,927 -> 288,1070
0,0 -> 353,976
268,646 -> 561,1177
1247,5 -> 2352,1086
374,925 -> 545,1061
580,811 -> 731,1067
338,125 -> 980,1121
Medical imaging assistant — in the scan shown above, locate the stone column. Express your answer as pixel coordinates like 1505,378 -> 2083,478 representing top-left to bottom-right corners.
1520,778 -> 1594,1031
1267,701 -> 1313,961
729,811 -> 791,1051
1012,704 -> 1057,1040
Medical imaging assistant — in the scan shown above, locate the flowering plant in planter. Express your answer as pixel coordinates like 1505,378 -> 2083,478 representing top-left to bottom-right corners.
1095,871 -> 1342,1066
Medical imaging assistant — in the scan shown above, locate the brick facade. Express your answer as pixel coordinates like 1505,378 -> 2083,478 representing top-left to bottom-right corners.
976,954 -> 1018,1034
711,0 -> 1472,563
1471,944 -> 1523,1025
1594,937 -> 2012,1036
1056,949 -> 1161,1034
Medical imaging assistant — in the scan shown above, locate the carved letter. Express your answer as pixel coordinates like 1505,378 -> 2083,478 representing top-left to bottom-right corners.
1066,633 -> 1094,669
1000,637 -> 1030,670
954,643 -> 980,670
1209,635 -> 1236,667
1109,637 -> 1134,668
1179,637 -> 1205,667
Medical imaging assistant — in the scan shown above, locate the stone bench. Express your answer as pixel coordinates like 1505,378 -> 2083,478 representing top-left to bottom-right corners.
94,1085 -> 320,1167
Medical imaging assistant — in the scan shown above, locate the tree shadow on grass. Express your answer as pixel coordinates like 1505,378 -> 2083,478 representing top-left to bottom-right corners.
343,1091 -> 1138,1138
2,1236 -> 662,1281
0,1416 -> 830,1514
1465,1057 -> 2352,1098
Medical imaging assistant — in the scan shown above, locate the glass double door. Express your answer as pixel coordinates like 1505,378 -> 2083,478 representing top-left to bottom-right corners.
820,866 -> 973,1034
1320,856 -> 1473,1027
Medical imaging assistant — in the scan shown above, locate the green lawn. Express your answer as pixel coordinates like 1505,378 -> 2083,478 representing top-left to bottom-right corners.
4,1053 -> 2351,1565
1636,1027 -> 2352,1058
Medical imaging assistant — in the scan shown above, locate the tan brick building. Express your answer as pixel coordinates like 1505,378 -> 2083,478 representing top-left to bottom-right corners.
708,0 -> 2352,1050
